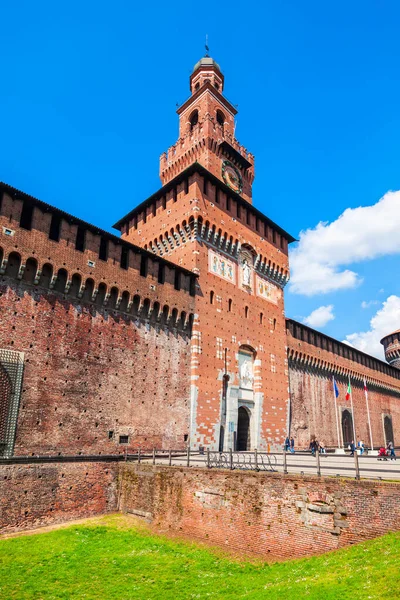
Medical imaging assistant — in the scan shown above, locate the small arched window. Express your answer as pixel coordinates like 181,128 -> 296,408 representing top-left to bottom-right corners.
195,82 -> 200,91
210,290 -> 214,305
216,110 -> 225,129
189,110 -> 198,131
245,306 -> 249,319
260,312 -> 263,325
228,298 -> 232,312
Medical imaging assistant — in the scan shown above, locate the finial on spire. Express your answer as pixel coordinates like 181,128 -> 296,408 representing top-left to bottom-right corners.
205,34 -> 209,57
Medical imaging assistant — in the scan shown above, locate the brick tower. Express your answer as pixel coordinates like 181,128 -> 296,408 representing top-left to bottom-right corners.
114,55 -> 295,451
381,330 -> 400,369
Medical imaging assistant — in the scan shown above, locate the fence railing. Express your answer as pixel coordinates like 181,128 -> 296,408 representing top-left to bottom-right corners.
1,449 -> 398,480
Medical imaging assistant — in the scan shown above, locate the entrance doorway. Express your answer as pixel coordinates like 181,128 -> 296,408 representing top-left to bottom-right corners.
342,409 -> 353,446
237,407 -> 250,451
384,415 -> 394,446
219,425 -> 224,452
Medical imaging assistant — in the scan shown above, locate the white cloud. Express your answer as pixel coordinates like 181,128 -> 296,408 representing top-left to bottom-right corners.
361,300 -> 379,309
303,305 -> 335,328
344,295 -> 400,359
289,190 -> 400,296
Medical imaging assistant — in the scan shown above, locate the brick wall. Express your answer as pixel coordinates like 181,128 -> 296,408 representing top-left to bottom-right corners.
0,278 -> 192,455
119,464 -> 400,559
0,460 -> 118,533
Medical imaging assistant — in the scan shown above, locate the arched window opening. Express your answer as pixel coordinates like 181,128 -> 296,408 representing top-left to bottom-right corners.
69,273 -> 82,297
162,305 -> 170,325
273,318 -> 276,331
83,278 -> 95,303
189,110 -> 198,131
210,290 -> 214,305
96,283 -> 107,306
54,269 -> 68,293
171,308 -> 179,327
142,298 -> 151,319
132,294 -> 141,315
4,252 -> 21,279
152,301 -> 161,322
245,306 -> 249,318
119,291 -> 130,313
39,263 -> 53,288
108,287 -> 119,309
23,258 -> 38,284
195,82 -> 200,91
216,110 -> 225,130
215,82 -> 220,91
260,312 -> 263,325
228,298 -> 232,312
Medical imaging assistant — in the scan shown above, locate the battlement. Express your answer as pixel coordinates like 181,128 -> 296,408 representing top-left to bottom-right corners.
0,182 -> 196,327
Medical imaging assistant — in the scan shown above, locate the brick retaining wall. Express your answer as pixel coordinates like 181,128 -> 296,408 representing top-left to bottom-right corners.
119,464 -> 400,558
0,460 -> 119,533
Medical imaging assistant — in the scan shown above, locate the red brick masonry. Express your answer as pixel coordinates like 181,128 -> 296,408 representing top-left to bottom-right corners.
119,464 -> 400,558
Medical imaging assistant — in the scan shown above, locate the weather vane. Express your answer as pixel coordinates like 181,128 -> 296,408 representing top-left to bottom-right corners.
205,34 -> 209,56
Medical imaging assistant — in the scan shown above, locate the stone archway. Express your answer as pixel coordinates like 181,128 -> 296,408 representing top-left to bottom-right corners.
384,415 -> 394,446
237,407 -> 250,451
342,409 -> 353,446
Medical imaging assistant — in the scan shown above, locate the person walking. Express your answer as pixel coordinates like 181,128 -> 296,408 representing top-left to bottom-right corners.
387,441 -> 396,460
290,437 -> 295,454
319,440 -> 326,455
309,438 -> 318,456
284,436 -> 290,452
349,440 -> 356,456
358,439 -> 365,455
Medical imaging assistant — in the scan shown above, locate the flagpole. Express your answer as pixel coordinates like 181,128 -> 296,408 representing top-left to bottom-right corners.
364,378 -> 374,451
349,375 -> 357,446
332,376 -> 341,449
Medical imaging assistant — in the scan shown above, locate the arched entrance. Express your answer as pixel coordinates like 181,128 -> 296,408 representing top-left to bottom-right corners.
342,409 -> 353,446
384,415 -> 394,446
237,407 -> 250,451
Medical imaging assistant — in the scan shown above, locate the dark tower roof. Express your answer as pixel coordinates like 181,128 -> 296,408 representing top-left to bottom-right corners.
192,56 -> 222,74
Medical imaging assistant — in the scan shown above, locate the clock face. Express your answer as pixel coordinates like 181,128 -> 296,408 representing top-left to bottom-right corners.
222,160 -> 243,194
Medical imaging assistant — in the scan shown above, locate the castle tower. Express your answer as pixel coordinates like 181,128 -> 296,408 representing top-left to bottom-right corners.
159,55 -> 255,203
381,330 -> 400,369
114,56 -> 295,451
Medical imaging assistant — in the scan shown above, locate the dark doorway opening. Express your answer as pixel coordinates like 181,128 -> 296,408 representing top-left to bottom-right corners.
237,407 -> 250,451
384,415 -> 394,446
219,425 -> 224,452
342,409 -> 353,446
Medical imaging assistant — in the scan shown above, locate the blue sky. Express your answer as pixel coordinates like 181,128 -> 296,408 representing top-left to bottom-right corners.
2,0 -> 400,357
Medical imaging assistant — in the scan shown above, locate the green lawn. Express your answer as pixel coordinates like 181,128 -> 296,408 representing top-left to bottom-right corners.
0,515 -> 399,599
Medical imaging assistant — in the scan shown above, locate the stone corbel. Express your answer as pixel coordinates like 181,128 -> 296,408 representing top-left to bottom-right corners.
49,275 -> 57,289
17,264 -> 25,280
0,258 -> 8,274
103,291 -> 111,306
77,283 -> 85,299
33,269 -> 41,285
64,279 -> 72,293
91,288 -> 98,302
115,295 -> 122,309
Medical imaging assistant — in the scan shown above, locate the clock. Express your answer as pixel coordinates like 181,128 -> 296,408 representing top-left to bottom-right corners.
222,160 -> 243,194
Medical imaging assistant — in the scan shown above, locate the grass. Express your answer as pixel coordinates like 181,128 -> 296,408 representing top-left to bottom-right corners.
0,514 -> 399,599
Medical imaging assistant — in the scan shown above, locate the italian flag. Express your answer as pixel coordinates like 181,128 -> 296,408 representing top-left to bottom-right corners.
345,380 -> 352,401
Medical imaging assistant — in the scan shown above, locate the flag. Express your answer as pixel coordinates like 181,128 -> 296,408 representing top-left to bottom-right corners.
345,380 -> 352,401
364,378 -> 368,394
333,376 -> 339,398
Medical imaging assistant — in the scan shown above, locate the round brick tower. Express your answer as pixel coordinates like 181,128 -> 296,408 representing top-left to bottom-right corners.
381,329 -> 400,368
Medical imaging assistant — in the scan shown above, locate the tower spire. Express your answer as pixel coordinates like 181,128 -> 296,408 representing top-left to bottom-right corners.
205,34 -> 209,57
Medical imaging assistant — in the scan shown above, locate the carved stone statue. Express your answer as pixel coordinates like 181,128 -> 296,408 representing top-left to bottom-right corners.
242,259 -> 251,287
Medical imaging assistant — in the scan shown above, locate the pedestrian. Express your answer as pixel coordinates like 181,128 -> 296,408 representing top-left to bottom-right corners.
284,436 -> 290,452
358,439 -> 364,455
349,440 -> 356,456
387,441 -> 396,461
309,438 -> 317,456
319,440 -> 326,455
290,437 -> 295,454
